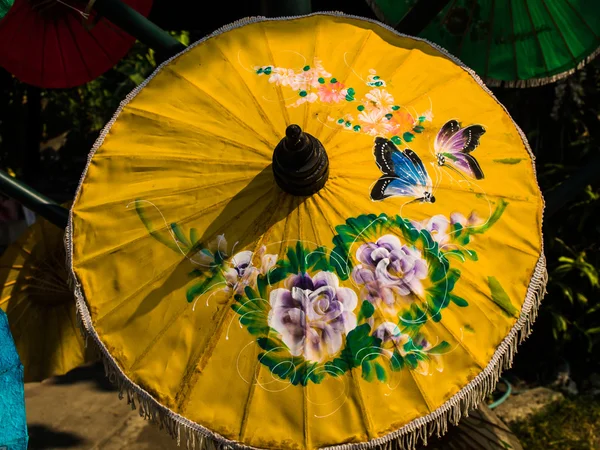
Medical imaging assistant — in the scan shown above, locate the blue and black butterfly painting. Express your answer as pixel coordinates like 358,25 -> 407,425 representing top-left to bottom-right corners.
370,137 -> 435,203
434,119 -> 486,180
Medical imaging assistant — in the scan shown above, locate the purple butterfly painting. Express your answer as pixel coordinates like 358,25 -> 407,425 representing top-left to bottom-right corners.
434,119 -> 486,180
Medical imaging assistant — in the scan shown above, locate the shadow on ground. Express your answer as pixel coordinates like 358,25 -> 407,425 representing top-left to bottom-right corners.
44,361 -> 115,392
27,424 -> 86,449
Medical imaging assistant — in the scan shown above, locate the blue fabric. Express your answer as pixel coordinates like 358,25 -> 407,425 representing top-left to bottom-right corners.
0,309 -> 28,450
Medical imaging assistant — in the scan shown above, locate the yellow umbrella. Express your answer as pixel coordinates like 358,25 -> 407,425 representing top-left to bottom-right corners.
67,12 -> 545,450
0,206 -> 93,382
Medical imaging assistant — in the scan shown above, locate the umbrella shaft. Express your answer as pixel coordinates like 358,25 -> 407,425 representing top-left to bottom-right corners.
92,0 -> 186,59
0,170 -> 68,229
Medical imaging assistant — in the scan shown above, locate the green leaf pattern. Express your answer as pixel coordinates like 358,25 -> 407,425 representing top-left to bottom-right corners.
132,198 -> 508,386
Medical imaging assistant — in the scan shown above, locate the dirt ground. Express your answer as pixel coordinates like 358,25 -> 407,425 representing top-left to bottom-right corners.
24,362 -> 179,449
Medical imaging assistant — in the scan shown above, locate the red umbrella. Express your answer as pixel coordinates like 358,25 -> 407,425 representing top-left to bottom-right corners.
0,0 -> 153,88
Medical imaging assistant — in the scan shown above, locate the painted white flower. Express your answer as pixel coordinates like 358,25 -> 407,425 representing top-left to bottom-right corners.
289,92 -> 319,108
364,88 -> 395,113
411,215 -> 452,246
358,107 -> 394,136
421,109 -> 434,122
223,246 -> 278,295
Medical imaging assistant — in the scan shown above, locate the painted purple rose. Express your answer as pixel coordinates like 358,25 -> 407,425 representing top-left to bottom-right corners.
352,235 -> 428,310
268,272 -> 358,363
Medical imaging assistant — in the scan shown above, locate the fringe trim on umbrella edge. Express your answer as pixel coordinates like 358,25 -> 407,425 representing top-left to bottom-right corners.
363,0 -> 600,89
485,45 -> 600,88
64,11 -> 548,450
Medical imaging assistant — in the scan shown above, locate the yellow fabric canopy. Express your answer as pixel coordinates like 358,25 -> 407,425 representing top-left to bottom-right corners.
68,13 -> 545,450
1,208 -> 93,382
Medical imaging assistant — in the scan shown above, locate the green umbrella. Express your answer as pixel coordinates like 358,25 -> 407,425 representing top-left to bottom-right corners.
0,0 -> 14,21
366,0 -> 600,87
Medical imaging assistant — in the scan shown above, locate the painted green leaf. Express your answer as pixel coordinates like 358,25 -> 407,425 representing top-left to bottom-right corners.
493,158 -> 524,164
135,200 -> 181,252
488,276 -> 519,318
393,216 -> 421,243
428,341 -> 451,354
470,199 -> 509,236
258,353 -> 324,386
357,300 -> 375,322
413,125 -> 425,133
362,360 -> 375,381
257,336 -> 284,352
375,362 -> 387,382
189,228 -> 200,247
339,324 -> 381,367
450,294 -> 468,307
390,351 -> 404,371
399,304 -> 428,332
331,213 -> 390,279
171,223 -> 191,249
402,132 -> 415,142
186,270 -> 225,303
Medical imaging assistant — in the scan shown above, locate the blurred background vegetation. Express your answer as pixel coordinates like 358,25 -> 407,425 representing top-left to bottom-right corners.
0,0 -> 599,435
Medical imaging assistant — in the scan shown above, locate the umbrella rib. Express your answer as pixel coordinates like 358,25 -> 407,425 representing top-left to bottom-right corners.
103,177 -> 269,265
174,193 -> 289,415
7,299 -> 32,330
54,16 -> 69,86
316,193 -> 433,432
238,195 -> 295,442
563,0 -> 600,40
93,152 -> 268,167
297,198 -> 311,449
393,74 -> 464,119
63,302 -> 80,343
123,106 -> 272,158
523,0 -> 551,75
258,23 -> 291,128
82,17 -> 117,64
314,30 -> 373,147
213,43 -> 282,141
484,0 -> 496,80
40,18 -> 47,86
540,0 -> 578,65
507,0 -> 519,82
0,276 -> 20,284
300,198 -> 377,440
335,175 -> 534,203
63,13 -> 93,80
1,294 -> 14,305
76,176 -> 260,212
54,305 -> 67,374
16,244 -> 32,256
100,187 -> 276,327
75,194 -> 238,267
405,364 -> 436,412
163,67 -> 278,150
77,176 -> 259,212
